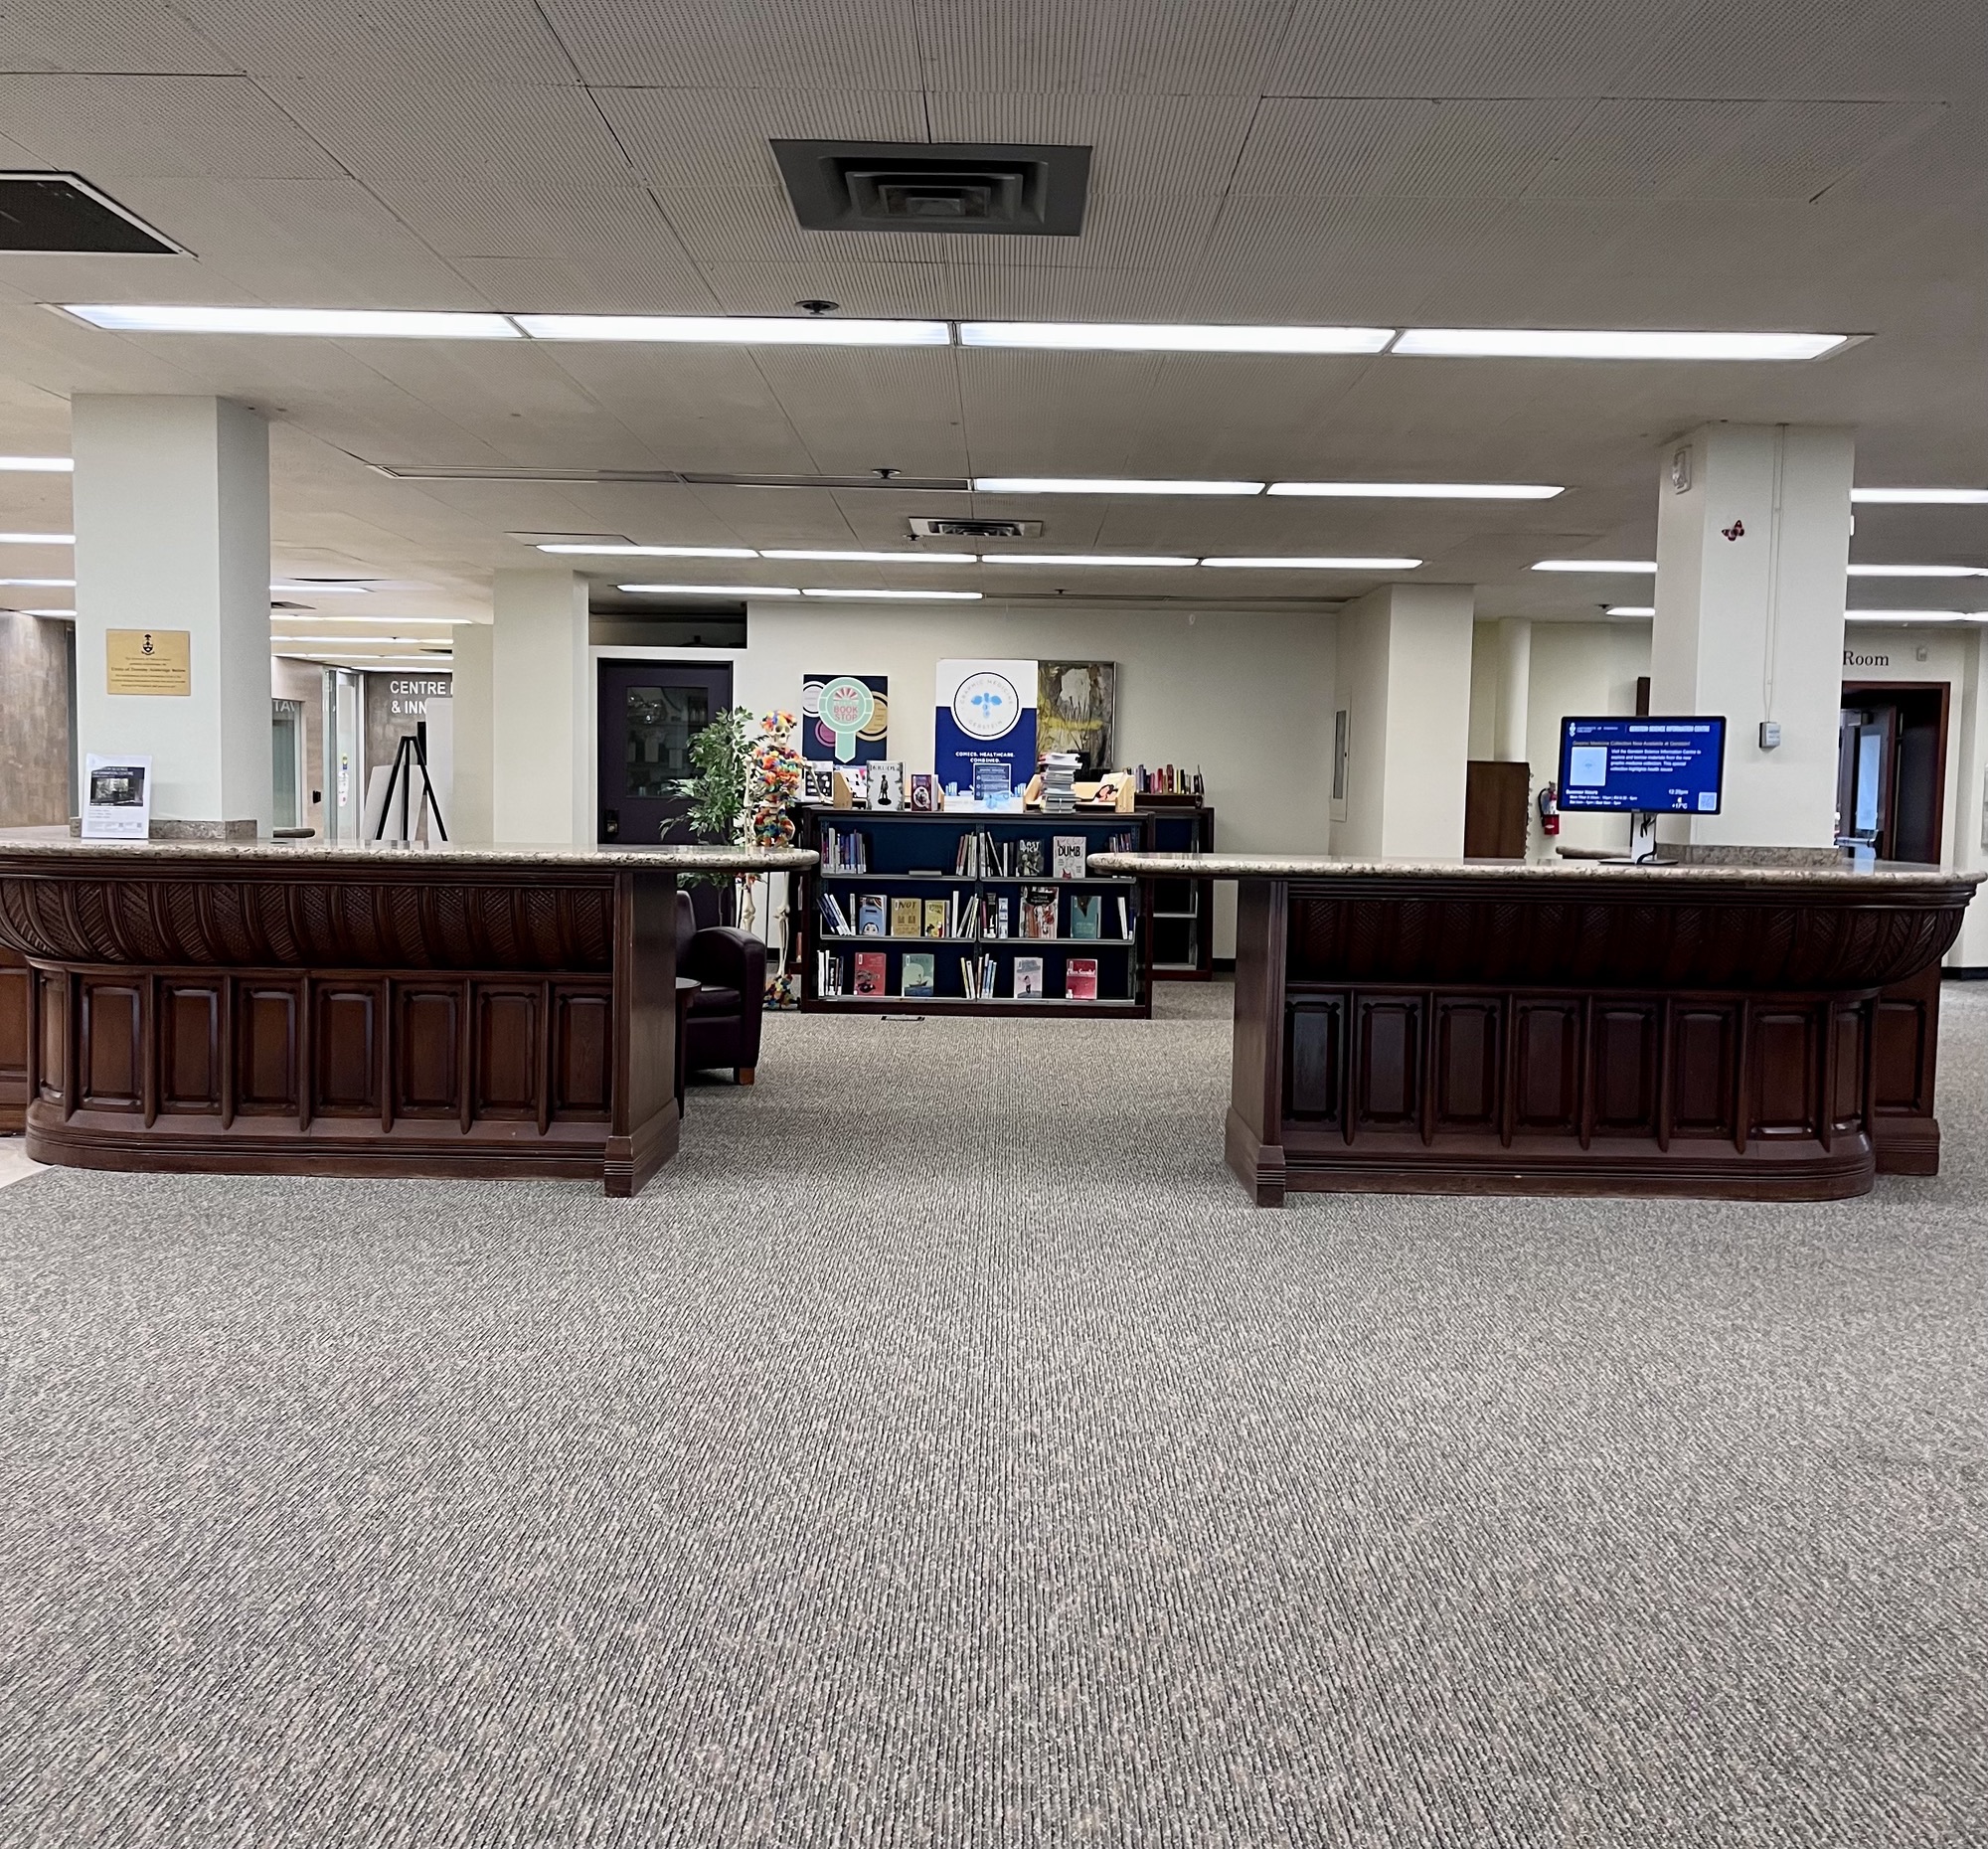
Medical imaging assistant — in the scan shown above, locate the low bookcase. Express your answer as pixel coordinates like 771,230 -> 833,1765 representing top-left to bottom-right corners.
794,806 -> 1153,1017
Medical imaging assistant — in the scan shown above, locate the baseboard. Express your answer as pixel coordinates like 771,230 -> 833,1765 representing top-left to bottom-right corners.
1943,966 -> 1988,981
1213,956 -> 1236,973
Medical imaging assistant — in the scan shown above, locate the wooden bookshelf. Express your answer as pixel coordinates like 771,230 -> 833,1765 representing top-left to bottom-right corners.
793,806 -> 1153,1017
1138,799 -> 1217,980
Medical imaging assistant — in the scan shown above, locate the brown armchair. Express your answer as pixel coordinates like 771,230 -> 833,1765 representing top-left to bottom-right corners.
675,890 -> 766,1084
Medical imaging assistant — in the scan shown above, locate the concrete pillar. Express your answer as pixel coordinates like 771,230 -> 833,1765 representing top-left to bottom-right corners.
491,570 -> 588,845
72,396 -> 271,837
1332,583 -> 1476,858
1651,422 -> 1854,849
1493,615 -> 1532,761
445,621 -> 494,843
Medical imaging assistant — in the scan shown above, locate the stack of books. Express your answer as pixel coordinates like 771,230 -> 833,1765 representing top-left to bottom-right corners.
819,825 -> 870,872
1041,753 -> 1079,812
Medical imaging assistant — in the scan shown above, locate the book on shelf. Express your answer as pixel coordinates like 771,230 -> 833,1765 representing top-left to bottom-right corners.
1052,835 -> 1086,880
856,894 -> 887,936
901,951 -> 934,997
1013,955 -> 1044,998
1066,957 -> 1099,1000
889,896 -> 921,937
909,771 -> 936,812
871,761 -> 905,810
1016,839 -> 1045,877
820,825 -> 869,872
1020,885 -> 1058,940
1116,894 -> 1131,939
1071,894 -> 1101,939
815,949 -> 846,996
818,892 -> 853,935
995,895 -> 1010,938
853,950 -> 886,995
922,898 -> 947,938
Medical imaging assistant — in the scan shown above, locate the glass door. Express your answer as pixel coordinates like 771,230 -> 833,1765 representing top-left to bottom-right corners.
270,699 -> 305,829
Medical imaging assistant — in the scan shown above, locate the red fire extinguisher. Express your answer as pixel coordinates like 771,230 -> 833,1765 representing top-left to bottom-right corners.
1538,781 -> 1561,837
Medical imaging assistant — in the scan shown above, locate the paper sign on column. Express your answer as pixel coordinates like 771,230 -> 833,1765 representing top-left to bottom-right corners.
105,629 -> 191,696
81,754 -> 153,840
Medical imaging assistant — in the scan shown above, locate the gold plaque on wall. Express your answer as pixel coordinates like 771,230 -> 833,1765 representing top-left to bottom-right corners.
105,628 -> 192,696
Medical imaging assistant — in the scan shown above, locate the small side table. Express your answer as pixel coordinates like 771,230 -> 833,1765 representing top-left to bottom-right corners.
672,977 -> 700,1116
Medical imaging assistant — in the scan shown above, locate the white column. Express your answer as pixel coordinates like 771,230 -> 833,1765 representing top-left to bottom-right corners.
1651,422 -> 1854,849
1332,583 -> 1475,858
445,621 -> 494,842
491,570 -> 588,845
72,396 -> 271,837
1493,615 -> 1532,761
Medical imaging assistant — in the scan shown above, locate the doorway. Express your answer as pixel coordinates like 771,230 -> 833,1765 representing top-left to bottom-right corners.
596,659 -> 734,846
1837,681 -> 1947,863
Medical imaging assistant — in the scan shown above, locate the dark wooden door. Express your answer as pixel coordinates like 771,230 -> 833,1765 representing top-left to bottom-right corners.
1463,760 -> 1531,858
597,660 -> 734,846
1838,683 -> 1947,863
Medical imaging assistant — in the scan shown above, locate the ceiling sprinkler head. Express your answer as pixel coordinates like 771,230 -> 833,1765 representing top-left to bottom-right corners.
795,299 -> 840,316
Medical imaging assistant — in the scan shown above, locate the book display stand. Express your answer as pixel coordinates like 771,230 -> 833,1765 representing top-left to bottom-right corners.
794,807 -> 1154,1016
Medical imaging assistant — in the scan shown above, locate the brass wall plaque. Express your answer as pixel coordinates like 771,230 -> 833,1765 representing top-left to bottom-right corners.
105,628 -> 191,696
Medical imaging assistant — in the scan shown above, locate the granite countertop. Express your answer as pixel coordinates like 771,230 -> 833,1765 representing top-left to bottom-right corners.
0,832 -> 818,873
1088,850 -> 1985,891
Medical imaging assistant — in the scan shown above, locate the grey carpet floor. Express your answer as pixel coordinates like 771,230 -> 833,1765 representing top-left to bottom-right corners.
1,981 -> 1983,1849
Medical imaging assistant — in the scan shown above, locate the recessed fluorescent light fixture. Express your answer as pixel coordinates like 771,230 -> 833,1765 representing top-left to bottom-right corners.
1202,555 -> 1421,570
516,313 -> 949,346
19,607 -> 75,617
985,554 -> 1198,568
537,542 -> 758,559
1851,488 -> 1988,505
972,477 -> 1263,496
1396,328 -> 1852,361
268,634 -> 439,645
0,455 -> 72,472
0,577 -> 74,587
1532,559 -> 1658,573
617,584 -> 799,596
0,532 -> 74,545
1845,563 -> 1988,578
800,588 -> 982,600
1269,480 -> 1564,500
1843,610 -> 1984,622
958,321 -> 1394,354
760,549 -> 978,564
1605,605 -> 1656,617
267,613 -> 465,626
63,304 -> 520,339
269,581 -> 367,594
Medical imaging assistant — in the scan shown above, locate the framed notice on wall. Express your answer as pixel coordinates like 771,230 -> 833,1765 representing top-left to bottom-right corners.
105,628 -> 191,696
81,754 -> 153,840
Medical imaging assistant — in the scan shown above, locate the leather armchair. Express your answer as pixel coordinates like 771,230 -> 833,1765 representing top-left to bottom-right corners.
675,890 -> 765,1084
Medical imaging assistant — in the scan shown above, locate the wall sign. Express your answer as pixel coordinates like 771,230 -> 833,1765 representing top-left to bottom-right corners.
105,628 -> 190,696
935,657 -> 1037,796
801,672 -> 888,761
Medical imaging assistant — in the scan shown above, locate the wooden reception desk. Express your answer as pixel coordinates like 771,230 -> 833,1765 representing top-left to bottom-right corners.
1090,851 -> 1981,1205
0,837 -> 814,1197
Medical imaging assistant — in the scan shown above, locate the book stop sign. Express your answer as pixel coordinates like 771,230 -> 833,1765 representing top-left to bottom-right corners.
819,675 -> 875,761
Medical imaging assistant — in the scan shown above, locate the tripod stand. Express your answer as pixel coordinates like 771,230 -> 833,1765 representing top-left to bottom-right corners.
372,724 -> 448,843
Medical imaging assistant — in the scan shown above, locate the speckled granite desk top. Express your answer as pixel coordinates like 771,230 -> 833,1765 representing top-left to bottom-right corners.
0,833 -> 817,873
1088,851 -> 1983,891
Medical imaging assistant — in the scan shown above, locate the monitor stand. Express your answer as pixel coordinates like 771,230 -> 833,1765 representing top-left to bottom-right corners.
1628,811 -> 1659,863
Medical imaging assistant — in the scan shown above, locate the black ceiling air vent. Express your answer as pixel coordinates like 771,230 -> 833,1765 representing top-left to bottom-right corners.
911,517 -> 1043,540
0,173 -> 180,253
773,140 -> 1090,236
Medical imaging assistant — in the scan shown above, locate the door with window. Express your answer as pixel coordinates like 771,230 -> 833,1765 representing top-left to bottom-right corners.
1837,682 -> 1947,863
597,660 -> 734,845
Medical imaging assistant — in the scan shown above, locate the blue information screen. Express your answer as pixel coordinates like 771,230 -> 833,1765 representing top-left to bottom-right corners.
1559,716 -> 1727,814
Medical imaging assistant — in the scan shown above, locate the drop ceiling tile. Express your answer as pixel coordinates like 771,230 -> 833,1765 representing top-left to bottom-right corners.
697,260 -> 957,318
451,253 -> 721,317
912,0 -> 1293,95
0,1 -> 238,74
0,75 -> 344,178
923,91 -> 1260,195
591,85 -> 929,194
265,79 -> 637,188
1232,97 -> 1588,199
175,0 -> 576,82
542,0 -> 926,86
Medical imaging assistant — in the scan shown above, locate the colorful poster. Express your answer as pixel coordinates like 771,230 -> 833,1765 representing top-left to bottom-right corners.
1038,661 -> 1115,771
935,658 -> 1037,797
800,672 -> 888,761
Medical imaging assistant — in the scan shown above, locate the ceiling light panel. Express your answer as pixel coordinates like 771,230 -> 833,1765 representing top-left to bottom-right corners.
1851,488 -> 1988,504
618,584 -> 798,596
0,577 -> 74,587
972,477 -> 1264,496
266,614 -> 466,625
0,456 -> 71,471
759,550 -> 978,564
1845,563 -> 1988,577
537,543 -> 757,559
64,305 -> 521,338
516,314 -> 949,346
1269,480 -> 1563,500
959,322 -> 1394,354
983,554 -> 1198,568
1605,605 -> 1656,616
1396,329 -> 1851,361
1843,610 -> 1984,622
1532,560 -> 1658,573
1202,556 -> 1422,570
801,588 -> 983,600
0,532 -> 74,545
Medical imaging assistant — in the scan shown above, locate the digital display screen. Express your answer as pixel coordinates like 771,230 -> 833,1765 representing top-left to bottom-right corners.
1558,716 -> 1726,814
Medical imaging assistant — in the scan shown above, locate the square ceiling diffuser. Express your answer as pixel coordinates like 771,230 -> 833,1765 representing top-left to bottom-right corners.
0,173 -> 180,254
773,140 -> 1090,236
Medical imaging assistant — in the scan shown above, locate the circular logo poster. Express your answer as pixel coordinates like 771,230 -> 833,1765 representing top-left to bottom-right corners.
951,669 -> 1020,740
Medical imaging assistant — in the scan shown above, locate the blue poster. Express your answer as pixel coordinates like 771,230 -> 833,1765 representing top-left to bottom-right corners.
934,658 -> 1037,797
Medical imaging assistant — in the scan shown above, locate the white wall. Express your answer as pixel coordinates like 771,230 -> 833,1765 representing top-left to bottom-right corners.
1520,620 -> 1653,859
590,596 -> 1337,957
448,620 -> 494,844
492,571 -> 587,845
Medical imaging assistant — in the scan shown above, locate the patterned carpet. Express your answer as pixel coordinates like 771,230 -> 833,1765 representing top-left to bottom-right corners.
1,981 -> 1983,1848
